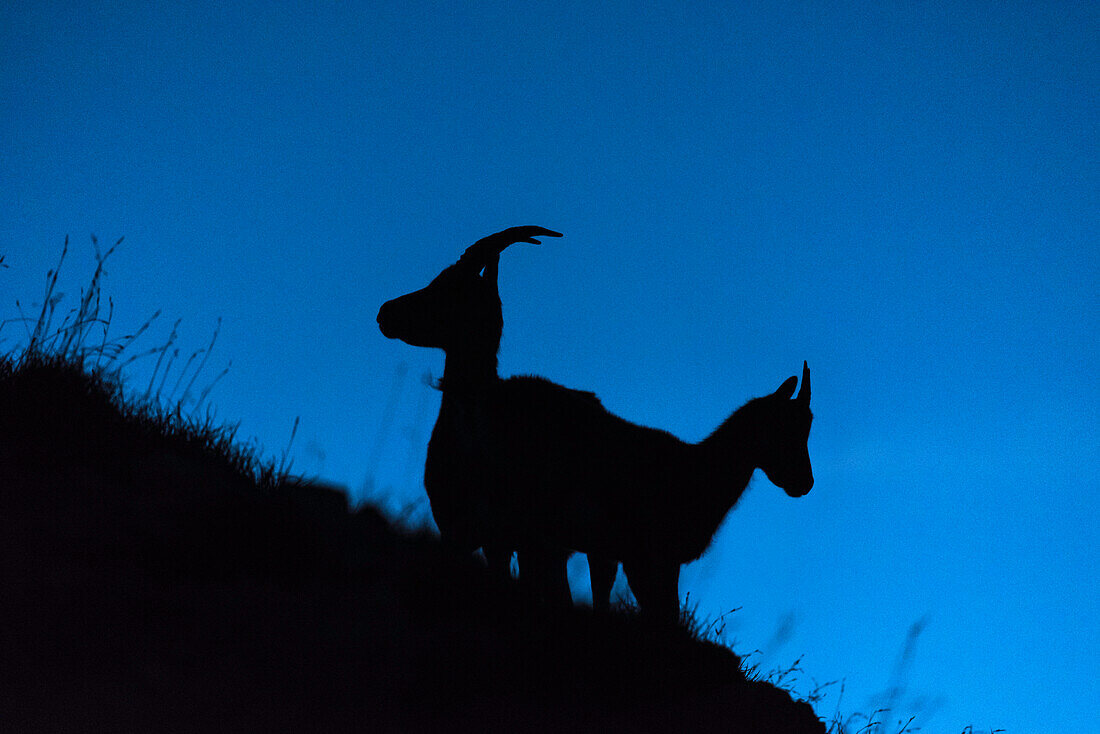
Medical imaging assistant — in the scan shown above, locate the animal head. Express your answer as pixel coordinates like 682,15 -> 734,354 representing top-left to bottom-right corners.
755,361 -> 814,497
377,226 -> 562,354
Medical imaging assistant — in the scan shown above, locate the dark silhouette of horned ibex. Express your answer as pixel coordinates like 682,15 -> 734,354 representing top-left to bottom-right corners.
377,227 -> 575,601
377,227 -> 815,622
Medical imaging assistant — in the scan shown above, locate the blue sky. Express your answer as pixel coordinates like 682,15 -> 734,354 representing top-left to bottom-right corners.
2,1 -> 1096,730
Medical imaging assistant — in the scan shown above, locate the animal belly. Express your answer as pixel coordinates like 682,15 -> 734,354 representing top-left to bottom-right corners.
516,472 -> 690,563
494,468 -> 643,559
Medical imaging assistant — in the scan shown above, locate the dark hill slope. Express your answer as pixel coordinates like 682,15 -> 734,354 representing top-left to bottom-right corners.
0,358 -> 824,733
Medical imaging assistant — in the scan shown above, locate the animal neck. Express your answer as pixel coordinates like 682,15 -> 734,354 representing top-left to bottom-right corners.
439,347 -> 499,395
697,399 -> 766,508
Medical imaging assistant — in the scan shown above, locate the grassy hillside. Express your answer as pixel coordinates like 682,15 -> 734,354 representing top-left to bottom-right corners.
0,350 -> 827,733
0,240 -> 830,731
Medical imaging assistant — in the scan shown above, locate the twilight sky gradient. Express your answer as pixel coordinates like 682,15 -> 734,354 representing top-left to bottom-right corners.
2,2 -> 1096,730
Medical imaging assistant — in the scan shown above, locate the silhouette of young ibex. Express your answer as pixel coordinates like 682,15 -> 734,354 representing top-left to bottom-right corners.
377,227 -> 815,622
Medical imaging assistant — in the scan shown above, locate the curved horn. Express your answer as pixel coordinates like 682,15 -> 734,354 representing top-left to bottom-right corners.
797,361 -> 811,404
458,226 -> 563,269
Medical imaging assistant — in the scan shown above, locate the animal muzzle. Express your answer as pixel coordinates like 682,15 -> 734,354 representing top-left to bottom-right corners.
377,303 -> 394,338
783,471 -> 814,498
377,299 -> 405,340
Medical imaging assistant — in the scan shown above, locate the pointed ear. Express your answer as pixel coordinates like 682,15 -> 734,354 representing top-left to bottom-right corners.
797,361 -> 810,405
774,375 -> 798,400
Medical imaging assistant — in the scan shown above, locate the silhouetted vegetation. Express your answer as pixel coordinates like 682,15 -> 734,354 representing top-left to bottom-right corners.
0,239 -> 827,732
0,351 -> 824,733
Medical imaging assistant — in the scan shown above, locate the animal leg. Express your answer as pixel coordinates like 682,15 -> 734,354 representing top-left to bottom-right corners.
517,549 -> 572,608
483,545 -> 514,582
622,559 -> 681,625
588,556 -> 618,614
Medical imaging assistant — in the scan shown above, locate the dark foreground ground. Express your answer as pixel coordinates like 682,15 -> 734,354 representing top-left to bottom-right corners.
0,358 -> 824,733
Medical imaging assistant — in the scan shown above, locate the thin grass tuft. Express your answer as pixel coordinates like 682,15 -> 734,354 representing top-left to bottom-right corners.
0,236 -> 282,488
